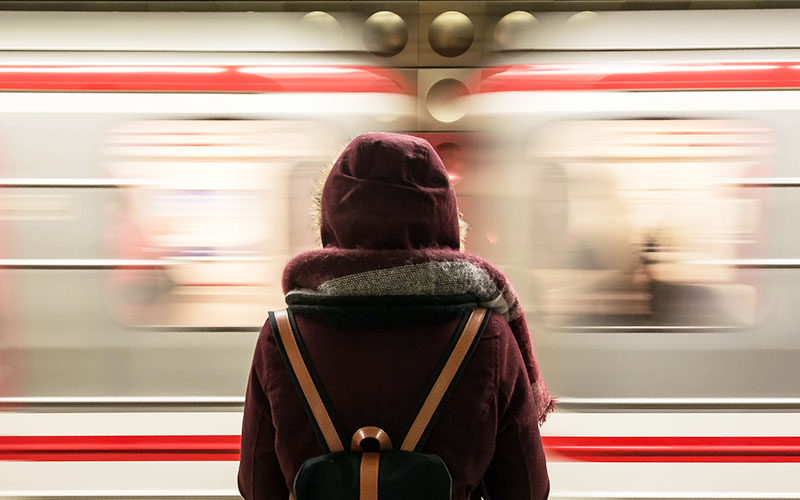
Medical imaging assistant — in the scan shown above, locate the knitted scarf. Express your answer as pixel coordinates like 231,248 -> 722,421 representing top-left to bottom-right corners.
282,247 -> 555,424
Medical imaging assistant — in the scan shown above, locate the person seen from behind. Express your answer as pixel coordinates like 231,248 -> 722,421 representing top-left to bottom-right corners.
238,133 -> 553,500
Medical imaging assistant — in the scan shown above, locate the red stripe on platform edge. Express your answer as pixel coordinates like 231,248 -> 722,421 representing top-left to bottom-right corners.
0,451 -> 241,461
0,66 -> 409,94
3,435 -> 800,462
0,435 -> 240,462
544,436 -> 800,462
480,62 -> 800,93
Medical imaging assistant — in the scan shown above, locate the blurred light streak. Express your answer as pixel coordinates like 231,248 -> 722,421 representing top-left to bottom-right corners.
0,259 -> 165,270
685,259 -> 800,269
484,96 -> 800,120
0,66 -> 227,73
3,433 -> 800,463
544,436 -> 800,463
0,178 -> 162,188
0,257 -> 271,269
0,396 -> 244,407
0,65 -> 409,95
238,66 -> 360,74
0,435 -> 241,462
0,93 -> 415,114
480,62 -> 800,94
554,397 -> 800,409
713,177 -> 800,187
499,63 -> 782,77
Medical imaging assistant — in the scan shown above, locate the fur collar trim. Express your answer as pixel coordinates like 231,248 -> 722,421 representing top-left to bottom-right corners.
283,248 -> 555,423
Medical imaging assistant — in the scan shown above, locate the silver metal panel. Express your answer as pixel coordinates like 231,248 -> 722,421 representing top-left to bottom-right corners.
0,11 -> 363,52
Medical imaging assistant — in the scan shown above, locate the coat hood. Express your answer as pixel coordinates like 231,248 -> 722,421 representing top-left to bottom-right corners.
320,133 -> 461,250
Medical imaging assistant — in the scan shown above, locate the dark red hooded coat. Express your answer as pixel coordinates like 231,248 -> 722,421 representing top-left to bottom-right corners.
238,133 -> 549,500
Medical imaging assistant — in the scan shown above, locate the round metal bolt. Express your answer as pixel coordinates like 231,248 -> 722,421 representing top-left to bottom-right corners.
301,11 -> 342,38
428,11 -> 474,58
426,78 -> 470,123
493,11 -> 538,50
565,11 -> 600,28
363,11 -> 408,57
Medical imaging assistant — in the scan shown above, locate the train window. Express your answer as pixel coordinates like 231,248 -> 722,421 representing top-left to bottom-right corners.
508,119 -> 770,328
104,119 -> 339,328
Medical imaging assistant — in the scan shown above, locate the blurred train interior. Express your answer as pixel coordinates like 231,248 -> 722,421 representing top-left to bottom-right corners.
1,3 -> 800,499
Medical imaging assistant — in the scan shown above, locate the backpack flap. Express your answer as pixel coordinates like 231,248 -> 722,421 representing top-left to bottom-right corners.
294,426 -> 451,500
294,449 -> 451,500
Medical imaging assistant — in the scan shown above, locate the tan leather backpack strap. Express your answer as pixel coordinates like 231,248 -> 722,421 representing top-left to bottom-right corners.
400,308 -> 489,452
271,309 -> 345,453
359,453 -> 380,500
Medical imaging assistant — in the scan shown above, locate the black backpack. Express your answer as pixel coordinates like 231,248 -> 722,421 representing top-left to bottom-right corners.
270,307 -> 489,500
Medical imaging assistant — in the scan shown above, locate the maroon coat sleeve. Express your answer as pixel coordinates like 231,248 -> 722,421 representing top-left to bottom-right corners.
238,321 -> 290,500
483,324 -> 550,500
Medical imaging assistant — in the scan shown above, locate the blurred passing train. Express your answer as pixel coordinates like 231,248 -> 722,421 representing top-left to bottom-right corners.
2,5 -> 800,500
0,10 -> 416,496
467,8 -> 800,499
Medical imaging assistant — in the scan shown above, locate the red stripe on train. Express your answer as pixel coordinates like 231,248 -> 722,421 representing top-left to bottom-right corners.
0,66 -> 409,93
3,435 -> 800,462
546,436 -> 800,462
480,62 -> 800,92
0,435 -> 240,461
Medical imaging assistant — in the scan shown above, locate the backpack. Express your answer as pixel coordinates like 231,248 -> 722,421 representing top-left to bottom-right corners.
269,307 -> 489,500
